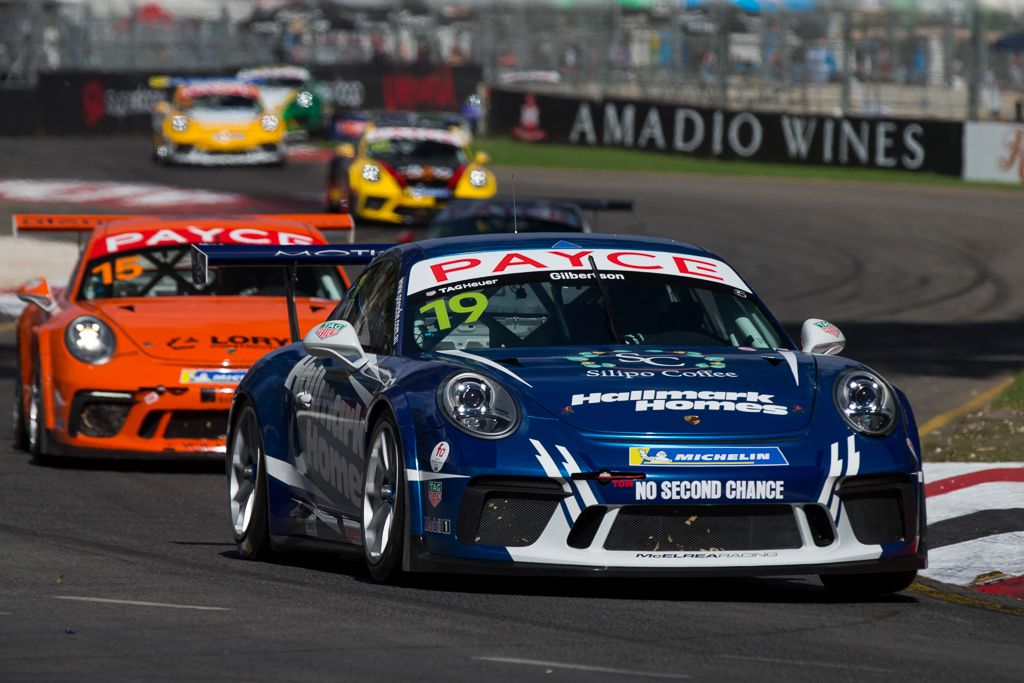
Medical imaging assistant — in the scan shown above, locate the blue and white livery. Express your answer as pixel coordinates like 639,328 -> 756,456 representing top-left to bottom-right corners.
198,233 -> 926,594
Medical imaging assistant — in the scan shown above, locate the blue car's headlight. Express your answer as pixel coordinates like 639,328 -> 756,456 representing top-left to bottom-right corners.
834,370 -> 896,436
440,372 -> 519,439
65,316 -> 116,364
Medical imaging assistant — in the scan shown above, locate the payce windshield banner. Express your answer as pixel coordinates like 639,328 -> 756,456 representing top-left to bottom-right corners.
489,88 -> 963,176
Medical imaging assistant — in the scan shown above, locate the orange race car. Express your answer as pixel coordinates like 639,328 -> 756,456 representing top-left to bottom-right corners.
11,213 -> 356,461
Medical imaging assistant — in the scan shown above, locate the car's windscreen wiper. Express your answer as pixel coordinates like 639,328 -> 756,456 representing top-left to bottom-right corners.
587,255 -> 625,344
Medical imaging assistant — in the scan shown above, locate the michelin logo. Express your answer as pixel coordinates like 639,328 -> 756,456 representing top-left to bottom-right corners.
630,446 -> 788,466
570,389 -> 788,416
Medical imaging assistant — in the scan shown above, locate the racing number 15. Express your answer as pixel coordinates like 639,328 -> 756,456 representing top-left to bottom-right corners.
91,256 -> 143,286
418,293 -> 487,330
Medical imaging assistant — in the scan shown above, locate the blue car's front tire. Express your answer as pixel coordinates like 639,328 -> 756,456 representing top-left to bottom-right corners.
229,404 -> 272,561
362,416 -> 406,583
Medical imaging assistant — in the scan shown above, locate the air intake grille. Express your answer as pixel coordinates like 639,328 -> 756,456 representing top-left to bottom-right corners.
603,505 -> 802,552
77,402 -> 131,438
163,411 -> 228,440
842,493 -> 906,545
473,494 -> 559,547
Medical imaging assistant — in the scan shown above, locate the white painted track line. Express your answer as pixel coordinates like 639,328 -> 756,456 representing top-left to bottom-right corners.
48,596 -> 230,611
473,656 -> 690,679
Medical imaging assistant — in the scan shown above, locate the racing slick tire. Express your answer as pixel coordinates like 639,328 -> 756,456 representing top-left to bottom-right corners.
361,416 -> 406,583
27,363 -> 50,463
819,571 -> 917,597
11,373 -> 28,450
228,404 -> 273,561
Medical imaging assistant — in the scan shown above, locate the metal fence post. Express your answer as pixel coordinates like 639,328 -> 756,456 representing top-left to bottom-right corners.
967,0 -> 982,121
839,1 -> 852,115
715,0 -> 729,109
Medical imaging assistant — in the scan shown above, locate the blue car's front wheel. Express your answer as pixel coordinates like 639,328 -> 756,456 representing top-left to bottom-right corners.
228,404 -> 272,561
362,416 -> 405,582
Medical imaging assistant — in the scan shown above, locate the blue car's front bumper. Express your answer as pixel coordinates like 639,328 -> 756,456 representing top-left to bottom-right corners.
403,414 -> 926,576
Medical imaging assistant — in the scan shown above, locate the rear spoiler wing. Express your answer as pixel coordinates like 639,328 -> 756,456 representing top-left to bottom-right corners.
13,214 -> 355,241
148,75 -> 245,89
492,197 -> 634,212
191,243 -> 392,343
570,199 -> 633,212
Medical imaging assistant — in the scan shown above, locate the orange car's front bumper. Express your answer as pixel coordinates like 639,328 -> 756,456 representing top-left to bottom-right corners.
46,358 -> 248,457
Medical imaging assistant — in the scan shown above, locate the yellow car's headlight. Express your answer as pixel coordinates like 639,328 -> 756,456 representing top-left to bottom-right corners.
260,114 -> 280,132
468,169 -> 488,188
171,114 -> 189,132
361,164 -> 381,183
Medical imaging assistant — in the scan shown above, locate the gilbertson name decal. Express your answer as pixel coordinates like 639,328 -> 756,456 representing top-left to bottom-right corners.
570,389 -> 788,415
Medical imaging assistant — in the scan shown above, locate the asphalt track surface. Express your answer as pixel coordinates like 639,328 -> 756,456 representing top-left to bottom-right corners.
1,137 -> 1022,681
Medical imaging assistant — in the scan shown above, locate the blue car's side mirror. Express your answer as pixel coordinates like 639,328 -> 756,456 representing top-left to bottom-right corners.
302,321 -> 367,372
800,318 -> 846,355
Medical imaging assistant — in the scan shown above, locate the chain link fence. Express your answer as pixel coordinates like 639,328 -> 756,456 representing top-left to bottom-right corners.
478,0 -> 1024,122
0,0 -> 478,86
3,1 -> 1024,121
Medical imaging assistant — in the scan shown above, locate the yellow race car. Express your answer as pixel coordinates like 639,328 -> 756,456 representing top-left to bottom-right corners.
151,79 -> 286,166
327,126 -> 496,224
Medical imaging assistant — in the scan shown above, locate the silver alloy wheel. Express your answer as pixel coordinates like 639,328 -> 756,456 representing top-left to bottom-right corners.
229,410 -> 261,537
27,376 -> 41,453
363,425 -> 397,564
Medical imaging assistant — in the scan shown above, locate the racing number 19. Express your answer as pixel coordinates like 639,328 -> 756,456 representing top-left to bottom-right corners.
418,293 -> 487,330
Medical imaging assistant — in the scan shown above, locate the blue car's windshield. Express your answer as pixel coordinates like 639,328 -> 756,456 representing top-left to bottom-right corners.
405,260 -> 786,353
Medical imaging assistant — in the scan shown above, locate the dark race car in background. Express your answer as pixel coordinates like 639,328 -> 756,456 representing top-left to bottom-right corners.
398,197 -> 635,243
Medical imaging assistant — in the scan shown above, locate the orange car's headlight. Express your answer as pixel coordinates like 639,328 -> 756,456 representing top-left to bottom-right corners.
65,316 -> 116,364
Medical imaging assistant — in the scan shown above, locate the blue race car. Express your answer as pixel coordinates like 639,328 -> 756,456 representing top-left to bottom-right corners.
194,234 -> 926,594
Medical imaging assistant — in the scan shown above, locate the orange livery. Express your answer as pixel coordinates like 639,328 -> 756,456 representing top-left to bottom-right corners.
11,213 -> 353,460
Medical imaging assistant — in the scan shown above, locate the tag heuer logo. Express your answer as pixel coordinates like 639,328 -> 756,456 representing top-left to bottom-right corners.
315,323 -> 344,339
428,481 -> 442,507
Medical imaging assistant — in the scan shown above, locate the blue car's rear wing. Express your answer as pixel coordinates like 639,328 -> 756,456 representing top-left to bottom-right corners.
191,243 -> 392,342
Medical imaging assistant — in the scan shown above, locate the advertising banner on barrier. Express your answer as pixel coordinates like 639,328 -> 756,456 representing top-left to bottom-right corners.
489,88 -> 964,176
963,122 -> 1024,183
37,72 -> 183,135
31,66 -> 482,136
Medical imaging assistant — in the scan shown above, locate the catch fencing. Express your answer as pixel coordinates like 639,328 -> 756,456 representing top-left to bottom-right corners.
476,1 -> 1024,122
4,1 -> 1024,123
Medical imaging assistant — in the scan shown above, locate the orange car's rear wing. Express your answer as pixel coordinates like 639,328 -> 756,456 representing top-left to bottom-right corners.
12,214 -> 356,242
